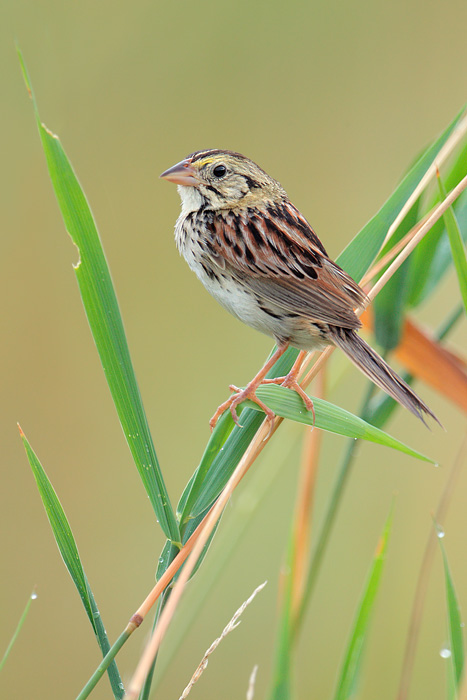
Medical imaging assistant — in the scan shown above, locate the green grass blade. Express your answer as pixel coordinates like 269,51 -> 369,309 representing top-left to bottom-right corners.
437,172 -> 467,314
436,524 -> 465,692
245,384 -> 434,462
19,427 -> 124,700
186,378 -> 432,522
18,50 -> 179,542
156,510 -> 221,584
0,589 -> 36,673
177,409 -> 234,527
178,347 -> 299,524
372,202 -> 419,351
333,506 -> 393,700
337,108 -> 464,281
269,551 -> 294,700
407,142 -> 467,308
178,347 -> 299,529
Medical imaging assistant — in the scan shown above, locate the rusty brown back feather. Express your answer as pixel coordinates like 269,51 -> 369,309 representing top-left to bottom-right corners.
199,200 -> 367,329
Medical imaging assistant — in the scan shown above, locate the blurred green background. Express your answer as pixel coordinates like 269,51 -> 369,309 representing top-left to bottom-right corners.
2,1 -> 467,698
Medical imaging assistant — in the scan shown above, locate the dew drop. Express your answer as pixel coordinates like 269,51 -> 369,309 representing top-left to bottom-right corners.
440,647 -> 451,659
31,591 -> 38,600
437,527 -> 445,539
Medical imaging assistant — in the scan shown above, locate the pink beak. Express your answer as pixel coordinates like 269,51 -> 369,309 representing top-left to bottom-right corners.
160,158 -> 199,186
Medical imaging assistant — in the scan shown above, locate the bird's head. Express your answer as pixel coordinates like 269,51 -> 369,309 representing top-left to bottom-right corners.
160,149 -> 286,212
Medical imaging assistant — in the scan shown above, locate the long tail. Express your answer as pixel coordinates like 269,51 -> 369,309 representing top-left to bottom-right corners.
328,327 -> 440,426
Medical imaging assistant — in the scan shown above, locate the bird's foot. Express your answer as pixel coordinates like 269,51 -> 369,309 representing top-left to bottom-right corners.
209,382 -> 276,431
209,372 -> 314,431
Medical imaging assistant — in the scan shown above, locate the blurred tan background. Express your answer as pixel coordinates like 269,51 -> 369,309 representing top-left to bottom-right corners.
2,1 -> 467,698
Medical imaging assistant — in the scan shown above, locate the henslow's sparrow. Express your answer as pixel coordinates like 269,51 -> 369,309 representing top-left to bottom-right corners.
161,149 -> 437,429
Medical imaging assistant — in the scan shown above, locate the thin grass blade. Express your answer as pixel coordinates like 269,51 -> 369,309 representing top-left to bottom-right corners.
19,426 -> 124,700
0,589 -> 36,673
333,506 -> 393,700
437,171 -> 467,314
268,559 -> 294,700
18,50 -> 179,542
436,523 -> 465,693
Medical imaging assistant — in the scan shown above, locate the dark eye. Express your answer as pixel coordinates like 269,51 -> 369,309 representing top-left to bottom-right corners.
212,164 -> 227,178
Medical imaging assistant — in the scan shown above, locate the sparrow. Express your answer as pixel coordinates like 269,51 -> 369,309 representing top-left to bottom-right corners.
161,149 -> 437,429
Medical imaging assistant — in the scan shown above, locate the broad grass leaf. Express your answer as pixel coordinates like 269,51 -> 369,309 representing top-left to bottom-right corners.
18,50 -> 179,543
247,384 -> 435,462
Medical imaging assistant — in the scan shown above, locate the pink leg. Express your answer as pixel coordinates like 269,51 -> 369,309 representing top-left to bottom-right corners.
209,346 -> 315,430
209,343 -> 289,430
262,349 -> 315,424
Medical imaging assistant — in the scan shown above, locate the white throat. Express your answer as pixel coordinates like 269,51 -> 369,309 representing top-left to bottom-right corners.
177,185 -> 204,215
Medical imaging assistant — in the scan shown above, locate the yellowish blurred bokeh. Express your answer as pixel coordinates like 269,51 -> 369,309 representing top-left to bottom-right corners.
1,1 -> 466,698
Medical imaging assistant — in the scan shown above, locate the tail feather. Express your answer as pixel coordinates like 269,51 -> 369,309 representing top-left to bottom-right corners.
328,327 -> 440,426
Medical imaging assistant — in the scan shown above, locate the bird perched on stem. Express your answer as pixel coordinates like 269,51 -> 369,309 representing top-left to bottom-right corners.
161,149 -> 438,430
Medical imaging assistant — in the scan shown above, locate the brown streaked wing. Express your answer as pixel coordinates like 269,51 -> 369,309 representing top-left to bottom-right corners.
207,201 -> 366,329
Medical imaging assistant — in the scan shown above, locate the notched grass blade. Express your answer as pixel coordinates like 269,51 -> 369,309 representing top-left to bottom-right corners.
18,425 -> 124,699
245,384 -> 435,462
333,506 -> 393,700
18,49 -> 179,543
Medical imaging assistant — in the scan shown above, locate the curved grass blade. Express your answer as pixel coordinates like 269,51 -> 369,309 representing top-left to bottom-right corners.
337,109 -> 464,282
19,426 -> 124,700
18,50 -> 179,542
0,588 -> 36,673
246,384 -> 434,462
437,171 -> 467,314
436,523 -> 465,693
333,506 -> 393,700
